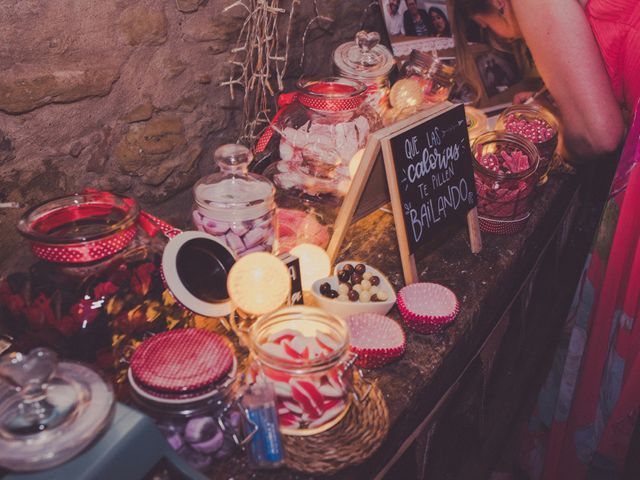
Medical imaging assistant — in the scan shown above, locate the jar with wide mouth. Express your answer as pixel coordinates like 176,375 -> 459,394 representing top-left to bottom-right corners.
247,306 -> 356,436
3,191 -> 192,382
496,103 -> 559,182
192,144 -> 276,257
472,131 -> 540,234
333,31 -> 395,116
268,77 -> 381,252
384,50 -> 455,125
128,329 -> 251,472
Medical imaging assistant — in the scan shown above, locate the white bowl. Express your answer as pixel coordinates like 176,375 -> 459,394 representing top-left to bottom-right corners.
310,261 -> 396,319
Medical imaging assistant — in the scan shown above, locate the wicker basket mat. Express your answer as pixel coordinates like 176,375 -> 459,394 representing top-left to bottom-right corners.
282,376 -> 389,475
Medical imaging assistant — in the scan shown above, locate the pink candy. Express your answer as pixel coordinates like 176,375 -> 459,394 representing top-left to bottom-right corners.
477,145 -> 531,174
276,208 -> 330,253
504,114 -> 556,144
475,146 -> 536,219
251,328 -> 349,431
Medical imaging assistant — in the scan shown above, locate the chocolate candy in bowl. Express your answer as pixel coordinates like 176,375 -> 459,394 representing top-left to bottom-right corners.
310,261 -> 396,319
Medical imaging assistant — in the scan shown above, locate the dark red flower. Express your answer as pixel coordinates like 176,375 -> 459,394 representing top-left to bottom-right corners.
2,293 -> 25,316
57,315 -> 79,337
130,262 -> 156,297
93,281 -> 119,299
24,293 -> 56,330
69,298 -> 100,325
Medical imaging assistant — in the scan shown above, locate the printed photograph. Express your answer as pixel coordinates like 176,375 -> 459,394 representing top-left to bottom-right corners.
380,0 -> 454,56
473,50 -> 523,97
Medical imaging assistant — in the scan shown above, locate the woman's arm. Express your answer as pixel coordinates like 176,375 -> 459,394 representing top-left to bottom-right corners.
512,0 -> 624,157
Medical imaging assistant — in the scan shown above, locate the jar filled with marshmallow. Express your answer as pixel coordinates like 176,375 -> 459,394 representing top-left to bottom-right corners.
192,144 -> 276,257
265,77 -> 382,253
333,31 -> 395,117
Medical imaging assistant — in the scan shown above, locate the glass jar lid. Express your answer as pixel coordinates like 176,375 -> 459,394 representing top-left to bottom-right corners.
130,329 -> 235,395
0,348 -> 115,471
194,144 -> 275,222
333,31 -> 395,81
404,49 -> 456,86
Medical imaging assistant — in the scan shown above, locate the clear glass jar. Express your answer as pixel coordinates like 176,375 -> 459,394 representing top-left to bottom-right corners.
472,131 -> 540,234
128,329 -> 247,472
267,77 -> 381,252
496,103 -> 559,182
0,348 -> 115,472
1,192 -> 192,387
333,31 -> 395,117
247,306 -> 355,436
384,50 -> 456,125
192,144 -> 276,257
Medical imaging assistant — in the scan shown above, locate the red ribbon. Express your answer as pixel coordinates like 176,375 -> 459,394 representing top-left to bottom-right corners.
29,190 -> 181,264
255,81 -> 365,153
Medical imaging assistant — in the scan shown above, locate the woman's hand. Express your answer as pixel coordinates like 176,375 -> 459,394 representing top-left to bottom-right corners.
513,91 -> 535,105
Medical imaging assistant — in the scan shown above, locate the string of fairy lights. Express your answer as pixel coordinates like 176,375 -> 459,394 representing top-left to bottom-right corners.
221,0 -> 378,148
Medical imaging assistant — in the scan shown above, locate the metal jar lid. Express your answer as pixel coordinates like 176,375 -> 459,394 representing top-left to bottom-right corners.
333,31 -> 395,82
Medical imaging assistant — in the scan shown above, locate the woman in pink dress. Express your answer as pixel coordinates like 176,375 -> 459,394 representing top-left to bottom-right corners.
449,0 -> 640,477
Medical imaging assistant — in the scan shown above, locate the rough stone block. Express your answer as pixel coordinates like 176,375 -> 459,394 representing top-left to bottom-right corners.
0,67 -> 121,114
175,0 -> 204,13
115,114 -> 186,174
119,7 -> 168,46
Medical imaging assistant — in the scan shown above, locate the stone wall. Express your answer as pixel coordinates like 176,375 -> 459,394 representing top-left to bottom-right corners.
0,0 -> 383,268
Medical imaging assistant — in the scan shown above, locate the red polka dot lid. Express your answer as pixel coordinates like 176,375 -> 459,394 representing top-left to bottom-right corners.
131,329 -> 234,393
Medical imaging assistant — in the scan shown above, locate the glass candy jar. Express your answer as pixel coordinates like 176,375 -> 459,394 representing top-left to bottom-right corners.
0,348 -> 115,472
192,144 -> 276,257
386,49 -> 455,125
267,77 -> 381,252
1,191 -> 191,385
333,31 -> 395,116
247,306 -> 357,436
129,329 -> 250,472
472,131 -> 540,234
496,103 -> 559,184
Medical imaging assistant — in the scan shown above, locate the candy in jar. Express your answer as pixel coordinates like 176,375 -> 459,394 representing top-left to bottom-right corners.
472,131 -> 540,234
192,144 -> 276,257
247,306 -> 356,435
263,77 -> 381,252
496,103 -> 559,183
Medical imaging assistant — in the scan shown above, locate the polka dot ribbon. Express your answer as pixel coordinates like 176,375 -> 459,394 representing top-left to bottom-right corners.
478,215 -> 530,235
29,195 -> 181,264
255,82 -> 366,153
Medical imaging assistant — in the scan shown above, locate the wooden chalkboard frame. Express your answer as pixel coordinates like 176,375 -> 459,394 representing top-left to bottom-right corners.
327,102 -> 482,284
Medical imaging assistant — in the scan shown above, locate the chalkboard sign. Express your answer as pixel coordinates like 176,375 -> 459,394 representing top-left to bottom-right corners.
327,102 -> 482,285
387,104 -> 477,253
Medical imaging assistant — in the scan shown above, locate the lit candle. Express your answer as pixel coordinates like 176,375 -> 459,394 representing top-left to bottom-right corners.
289,243 -> 331,291
227,252 -> 291,316
389,78 -> 424,110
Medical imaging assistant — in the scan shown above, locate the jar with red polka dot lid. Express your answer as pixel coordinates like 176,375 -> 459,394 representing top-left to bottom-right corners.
0,191 -> 194,386
260,77 -> 382,252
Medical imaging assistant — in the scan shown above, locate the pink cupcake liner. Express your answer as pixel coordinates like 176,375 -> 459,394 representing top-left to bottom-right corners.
397,283 -> 459,334
346,313 -> 406,369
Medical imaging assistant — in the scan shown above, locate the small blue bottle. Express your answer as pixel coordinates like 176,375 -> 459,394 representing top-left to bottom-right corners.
242,381 -> 284,469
